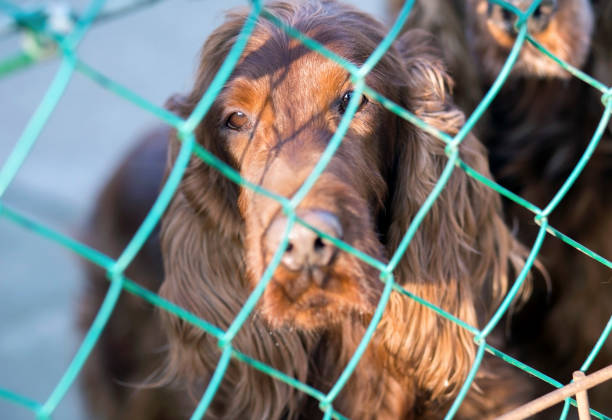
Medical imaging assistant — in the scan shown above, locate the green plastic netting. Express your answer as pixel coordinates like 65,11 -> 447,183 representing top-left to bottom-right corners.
0,0 -> 611,419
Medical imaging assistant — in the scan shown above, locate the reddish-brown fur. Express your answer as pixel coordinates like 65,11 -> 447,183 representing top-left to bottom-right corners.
388,0 -> 612,416
81,1 -> 535,418
466,0 -> 594,80
471,1 -> 612,415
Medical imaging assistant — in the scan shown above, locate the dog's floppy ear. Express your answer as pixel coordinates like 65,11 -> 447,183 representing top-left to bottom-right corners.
378,29 -> 526,406
165,10 -> 252,239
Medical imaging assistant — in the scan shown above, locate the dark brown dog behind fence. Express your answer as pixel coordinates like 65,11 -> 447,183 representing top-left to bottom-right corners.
79,1 -> 542,419
387,0 -> 612,417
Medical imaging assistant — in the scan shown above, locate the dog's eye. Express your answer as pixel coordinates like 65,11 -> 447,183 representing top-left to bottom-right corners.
226,111 -> 250,131
338,91 -> 368,115
533,0 -> 555,19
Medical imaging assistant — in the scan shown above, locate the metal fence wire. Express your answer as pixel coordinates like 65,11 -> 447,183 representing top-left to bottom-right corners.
0,0 -> 611,419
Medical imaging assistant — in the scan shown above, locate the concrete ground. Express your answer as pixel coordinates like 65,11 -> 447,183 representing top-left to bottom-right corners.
0,0 -> 386,418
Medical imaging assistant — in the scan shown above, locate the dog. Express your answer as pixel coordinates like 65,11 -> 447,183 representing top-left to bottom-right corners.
80,1 -> 534,418
388,0 -> 612,416
468,0 -> 612,415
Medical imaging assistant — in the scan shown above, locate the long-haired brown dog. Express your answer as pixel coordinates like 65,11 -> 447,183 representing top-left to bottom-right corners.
389,0 -> 612,416
80,1 -> 534,419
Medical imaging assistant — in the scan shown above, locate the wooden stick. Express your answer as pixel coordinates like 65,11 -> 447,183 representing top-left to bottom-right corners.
496,365 -> 612,420
573,370 -> 591,420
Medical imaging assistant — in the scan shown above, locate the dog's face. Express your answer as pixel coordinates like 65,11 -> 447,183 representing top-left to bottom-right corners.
467,0 -> 594,79
169,2 -> 495,334
199,14 -> 402,330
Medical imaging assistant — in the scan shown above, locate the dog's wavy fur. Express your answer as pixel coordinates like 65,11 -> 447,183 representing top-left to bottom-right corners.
79,127 -> 195,420
81,1 -> 533,419
468,1 -> 612,414
388,0 -> 612,415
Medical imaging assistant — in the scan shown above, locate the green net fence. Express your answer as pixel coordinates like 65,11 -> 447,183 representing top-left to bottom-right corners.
0,0 -> 611,419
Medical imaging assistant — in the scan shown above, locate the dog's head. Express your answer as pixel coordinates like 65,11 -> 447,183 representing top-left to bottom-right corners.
163,0 -> 515,334
466,0 -> 594,79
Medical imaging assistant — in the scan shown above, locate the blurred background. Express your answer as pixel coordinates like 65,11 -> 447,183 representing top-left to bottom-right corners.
0,0 -> 386,418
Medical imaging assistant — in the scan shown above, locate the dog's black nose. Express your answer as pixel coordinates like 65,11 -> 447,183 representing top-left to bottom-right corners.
265,210 -> 342,272
487,0 -> 557,35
